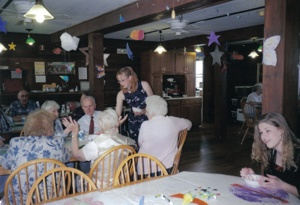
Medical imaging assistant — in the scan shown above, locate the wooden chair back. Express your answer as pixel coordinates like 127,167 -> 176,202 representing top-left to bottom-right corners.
113,153 -> 168,188
4,158 -> 66,205
88,145 -> 136,190
26,167 -> 97,205
171,129 -> 188,175
240,102 -> 259,144
238,97 -> 247,134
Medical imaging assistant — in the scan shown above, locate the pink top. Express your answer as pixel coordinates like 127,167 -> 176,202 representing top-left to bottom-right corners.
138,115 -> 192,169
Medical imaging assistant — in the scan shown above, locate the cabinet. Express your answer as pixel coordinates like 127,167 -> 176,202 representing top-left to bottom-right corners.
175,52 -> 196,74
166,97 -> 202,126
141,50 -> 196,96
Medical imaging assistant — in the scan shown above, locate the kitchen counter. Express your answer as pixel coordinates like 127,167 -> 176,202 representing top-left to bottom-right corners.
164,96 -> 202,100
165,97 -> 202,126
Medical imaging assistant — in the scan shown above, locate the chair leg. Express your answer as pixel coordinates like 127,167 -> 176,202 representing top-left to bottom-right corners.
241,127 -> 250,145
238,122 -> 245,134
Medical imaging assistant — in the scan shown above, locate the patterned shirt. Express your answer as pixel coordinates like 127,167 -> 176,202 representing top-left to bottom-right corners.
0,135 -> 71,204
8,100 -> 38,116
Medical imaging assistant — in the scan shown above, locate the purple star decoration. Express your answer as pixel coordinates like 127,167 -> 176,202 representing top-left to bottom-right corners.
0,17 -> 7,33
207,31 -> 220,46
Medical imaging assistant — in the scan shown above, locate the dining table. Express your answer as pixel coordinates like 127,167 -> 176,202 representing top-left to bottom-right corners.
41,171 -> 299,205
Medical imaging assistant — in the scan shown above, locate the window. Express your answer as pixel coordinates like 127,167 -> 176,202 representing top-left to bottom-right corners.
195,60 -> 203,90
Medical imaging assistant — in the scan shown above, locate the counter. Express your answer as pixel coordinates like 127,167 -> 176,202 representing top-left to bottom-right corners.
165,97 -> 202,126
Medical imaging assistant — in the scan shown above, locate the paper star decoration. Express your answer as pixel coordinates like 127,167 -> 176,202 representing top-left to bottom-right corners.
79,47 -> 89,66
0,17 -> 7,33
8,42 -> 16,50
207,31 -> 220,46
104,53 -> 110,67
126,42 -> 133,60
210,46 -> 224,66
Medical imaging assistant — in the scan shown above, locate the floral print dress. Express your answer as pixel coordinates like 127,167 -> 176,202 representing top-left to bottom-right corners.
124,81 -> 148,142
0,135 -> 70,204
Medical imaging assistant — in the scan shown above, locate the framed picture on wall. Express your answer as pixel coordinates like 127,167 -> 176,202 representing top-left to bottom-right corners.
47,62 -> 75,75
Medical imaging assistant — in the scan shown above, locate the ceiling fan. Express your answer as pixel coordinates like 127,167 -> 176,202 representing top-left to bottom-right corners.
167,14 -> 210,36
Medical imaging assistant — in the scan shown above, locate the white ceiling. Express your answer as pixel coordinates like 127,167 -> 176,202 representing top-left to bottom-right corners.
0,0 -> 265,42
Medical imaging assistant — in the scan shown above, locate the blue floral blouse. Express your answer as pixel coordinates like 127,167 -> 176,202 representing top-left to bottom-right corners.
0,135 -> 70,204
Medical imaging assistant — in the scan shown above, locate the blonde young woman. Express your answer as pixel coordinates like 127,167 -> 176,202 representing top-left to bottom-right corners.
240,112 -> 300,197
115,66 -> 153,143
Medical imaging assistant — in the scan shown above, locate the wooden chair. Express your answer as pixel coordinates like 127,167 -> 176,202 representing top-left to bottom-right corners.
88,145 -> 136,190
171,129 -> 188,175
238,97 -> 247,134
26,167 -> 97,205
240,102 -> 259,144
4,158 -> 66,205
113,153 -> 168,187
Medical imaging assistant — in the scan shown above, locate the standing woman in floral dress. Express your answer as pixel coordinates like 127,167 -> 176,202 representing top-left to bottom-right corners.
115,66 -> 153,144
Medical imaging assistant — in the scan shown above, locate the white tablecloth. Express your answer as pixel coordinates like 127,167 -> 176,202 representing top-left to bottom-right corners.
43,171 -> 299,205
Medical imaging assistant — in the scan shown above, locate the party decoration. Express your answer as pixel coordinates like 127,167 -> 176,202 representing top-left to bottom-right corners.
210,46 -> 224,66
170,193 -> 208,205
60,75 -> 69,83
8,42 -> 16,50
207,31 -> 220,46
183,193 -> 194,205
96,64 -> 105,79
130,30 -> 145,40
262,35 -> 280,66
126,42 -> 133,60
139,196 -> 144,205
15,68 -> 22,74
0,17 -> 7,33
119,15 -> 125,22
79,47 -> 89,66
60,32 -> 80,51
52,48 -> 62,54
104,53 -> 110,67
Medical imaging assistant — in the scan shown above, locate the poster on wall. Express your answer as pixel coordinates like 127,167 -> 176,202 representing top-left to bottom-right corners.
34,61 -> 46,75
47,62 -> 75,75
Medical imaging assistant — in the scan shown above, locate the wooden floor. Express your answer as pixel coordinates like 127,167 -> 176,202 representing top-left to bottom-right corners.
179,122 -> 261,177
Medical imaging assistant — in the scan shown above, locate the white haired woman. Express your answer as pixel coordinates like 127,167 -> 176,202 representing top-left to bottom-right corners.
65,109 -> 136,187
41,100 -> 71,137
138,95 -> 192,174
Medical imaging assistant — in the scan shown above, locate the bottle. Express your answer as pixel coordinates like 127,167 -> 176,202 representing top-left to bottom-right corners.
66,104 -> 70,113
61,104 -> 66,113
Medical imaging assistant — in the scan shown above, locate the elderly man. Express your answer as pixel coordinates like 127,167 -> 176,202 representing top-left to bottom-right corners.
77,96 -> 102,135
6,89 -> 38,121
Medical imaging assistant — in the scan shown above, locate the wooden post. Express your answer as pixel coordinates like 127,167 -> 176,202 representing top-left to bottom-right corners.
262,0 -> 300,132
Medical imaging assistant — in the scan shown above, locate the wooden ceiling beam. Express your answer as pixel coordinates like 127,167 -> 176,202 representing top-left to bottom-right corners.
50,0 -> 230,43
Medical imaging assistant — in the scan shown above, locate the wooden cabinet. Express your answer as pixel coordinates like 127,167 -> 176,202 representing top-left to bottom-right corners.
141,50 -> 196,96
175,52 -> 196,74
185,74 -> 195,96
166,97 -> 202,126
152,52 -> 174,74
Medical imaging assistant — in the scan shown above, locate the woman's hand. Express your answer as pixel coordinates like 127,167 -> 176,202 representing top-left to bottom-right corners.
259,174 -> 283,189
133,109 -> 145,116
118,114 -> 128,126
240,167 -> 255,178
63,116 -> 79,134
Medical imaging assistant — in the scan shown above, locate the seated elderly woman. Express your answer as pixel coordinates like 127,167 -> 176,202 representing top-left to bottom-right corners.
41,100 -> 71,137
0,109 -> 71,204
138,95 -> 192,174
66,108 -> 136,187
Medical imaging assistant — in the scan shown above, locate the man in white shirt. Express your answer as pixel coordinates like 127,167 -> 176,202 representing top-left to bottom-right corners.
245,83 -> 262,118
77,96 -> 102,135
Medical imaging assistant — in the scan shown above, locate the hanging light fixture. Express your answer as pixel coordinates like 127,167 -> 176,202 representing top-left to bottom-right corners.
257,44 -> 263,52
26,29 -> 35,45
194,45 -> 202,53
154,30 -> 167,54
171,0 -> 176,19
24,0 -> 54,23
248,50 -> 259,58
